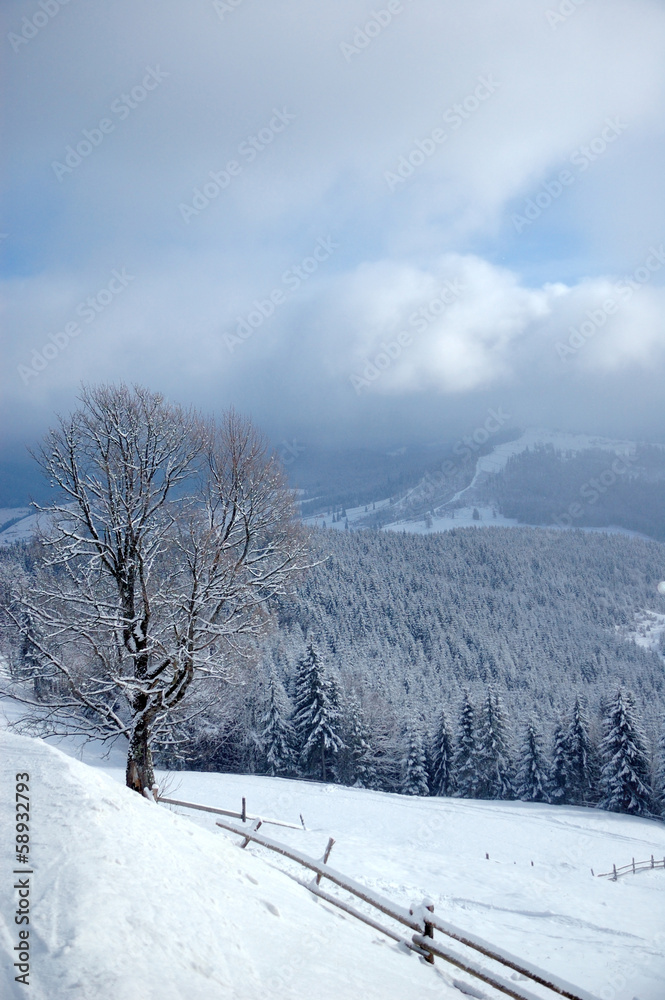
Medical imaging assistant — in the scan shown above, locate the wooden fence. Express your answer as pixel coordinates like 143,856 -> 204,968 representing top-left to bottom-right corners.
214,815 -> 600,1000
596,855 -> 665,880
157,794 -> 305,831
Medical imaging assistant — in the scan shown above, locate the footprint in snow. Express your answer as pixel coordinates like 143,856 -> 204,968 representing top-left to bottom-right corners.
262,900 -> 280,917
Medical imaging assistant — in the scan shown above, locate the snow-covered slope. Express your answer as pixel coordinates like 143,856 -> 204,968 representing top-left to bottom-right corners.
3,730 -> 664,1000
1,732 -> 460,1000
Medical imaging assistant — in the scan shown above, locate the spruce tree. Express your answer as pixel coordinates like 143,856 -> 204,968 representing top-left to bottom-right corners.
259,670 -> 295,777
292,641 -> 344,782
402,724 -> 430,796
550,717 -> 572,804
656,721 -> 665,818
475,686 -> 514,800
430,707 -> 456,796
565,696 -> 599,805
454,691 -> 479,798
599,689 -> 653,817
342,693 -> 378,788
515,718 -> 551,803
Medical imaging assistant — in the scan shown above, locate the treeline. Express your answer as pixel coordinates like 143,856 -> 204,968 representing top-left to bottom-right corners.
490,444 -> 665,540
165,641 -> 663,819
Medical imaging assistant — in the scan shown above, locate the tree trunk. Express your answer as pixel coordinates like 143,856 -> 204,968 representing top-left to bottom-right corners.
321,738 -> 327,783
126,718 -> 155,794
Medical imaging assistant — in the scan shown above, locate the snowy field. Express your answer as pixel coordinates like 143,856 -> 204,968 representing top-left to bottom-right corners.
2,729 -> 664,1000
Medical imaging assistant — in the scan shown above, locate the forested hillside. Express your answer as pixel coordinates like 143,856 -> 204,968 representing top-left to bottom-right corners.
489,444 -> 665,539
272,526 -> 665,727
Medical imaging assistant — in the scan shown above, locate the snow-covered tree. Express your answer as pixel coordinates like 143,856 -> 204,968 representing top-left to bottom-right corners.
1,384 -> 309,794
293,641 -> 344,782
515,718 -> 551,803
402,723 -> 430,796
599,689 -> 653,817
339,693 -> 379,788
258,670 -> 295,777
430,707 -> 455,796
656,721 -> 665,818
549,717 -> 572,804
475,687 -> 514,800
454,691 -> 479,799
565,696 -> 599,805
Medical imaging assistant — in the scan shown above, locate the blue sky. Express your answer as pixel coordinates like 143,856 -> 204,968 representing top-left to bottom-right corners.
2,0 -> 665,453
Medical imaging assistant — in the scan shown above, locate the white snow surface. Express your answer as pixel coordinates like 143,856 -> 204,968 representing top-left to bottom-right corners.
2,730 -> 664,1000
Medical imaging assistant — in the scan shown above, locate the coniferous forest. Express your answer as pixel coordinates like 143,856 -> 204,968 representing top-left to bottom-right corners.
3,520 -> 665,815
114,525 -> 665,818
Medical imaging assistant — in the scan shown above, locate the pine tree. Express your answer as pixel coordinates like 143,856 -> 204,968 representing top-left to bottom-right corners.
565,696 -> 599,805
475,686 -> 514,800
430,707 -> 456,796
402,724 -> 430,796
341,694 -> 379,788
515,718 -> 551,803
599,689 -> 653,817
292,641 -> 344,782
454,691 -> 479,798
656,721 -> 665,818
258,670 -> 295,777
549,717 -> 572,804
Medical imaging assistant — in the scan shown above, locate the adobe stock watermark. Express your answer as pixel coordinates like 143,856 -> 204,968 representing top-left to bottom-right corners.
545,0 -> 587,30
224,236 -> 338,352
212,0 -> 247,20
52,67 -> 169,181
339,0 -> 417,63
555,245 -> 665,361
417,408 -> 511,504
350,277 -> 466,393
17,268 -> 134,385
552,452 -> 638,528
384,75 -> 500,191
278,439 -> 305,467
7,0 -> 74,55
512,118 -> 627,233
179,107 -> 295,223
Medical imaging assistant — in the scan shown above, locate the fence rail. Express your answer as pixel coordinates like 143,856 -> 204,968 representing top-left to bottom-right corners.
596,855 -> 665,880
157,794 -> 304,830
214,815 -> 599,1000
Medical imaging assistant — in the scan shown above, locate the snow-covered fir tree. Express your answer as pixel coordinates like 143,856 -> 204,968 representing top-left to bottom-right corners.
599,689 -> 653,817
565,696 -> 599,805
453,691 -> 479,799
475,687 -> 514,800
258,669 -> 295,777
515,718 -> 551,803
656,721 -> 665,818
430,707 -> 455,796
401,724 -> 430,796
339,693 -> 379,788
549,717 -> 572,804
292,641 -> 344,782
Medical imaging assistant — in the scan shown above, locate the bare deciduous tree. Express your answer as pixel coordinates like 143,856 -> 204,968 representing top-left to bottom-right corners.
1,384 -> 310,794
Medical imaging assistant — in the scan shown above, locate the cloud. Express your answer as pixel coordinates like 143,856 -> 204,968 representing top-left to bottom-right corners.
1,0 -> 665,450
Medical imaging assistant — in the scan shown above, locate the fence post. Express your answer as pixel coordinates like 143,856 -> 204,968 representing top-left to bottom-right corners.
632,857 -> 635,874
652,855 -> 655,868
316,837 -> 335,885
423,903 -> 435,965
241,797 -> 246,823
240,818 -> 262,849
612,864 -> 617,880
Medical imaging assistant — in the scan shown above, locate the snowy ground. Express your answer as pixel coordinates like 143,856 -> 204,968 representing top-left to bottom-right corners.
2,727 -> 664,1000
624,610 -> 665,659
